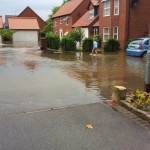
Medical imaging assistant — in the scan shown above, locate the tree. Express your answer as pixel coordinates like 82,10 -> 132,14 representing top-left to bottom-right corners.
41,6 -> 61,34
67,27 -> 85,42
0,29 -> 15,39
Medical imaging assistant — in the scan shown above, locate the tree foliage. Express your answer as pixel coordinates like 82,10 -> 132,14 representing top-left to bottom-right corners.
0,29 -> 15,39
67,27 -> 85,42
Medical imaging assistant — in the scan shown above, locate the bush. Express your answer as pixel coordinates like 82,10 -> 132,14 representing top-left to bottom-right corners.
125,38 -> 134,49
46,33 -> 60,49
82,38 -> 93,52
104,38 -> 120,52
61,37 -> 76,51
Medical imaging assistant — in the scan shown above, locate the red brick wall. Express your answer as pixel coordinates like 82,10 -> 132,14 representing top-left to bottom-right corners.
52,0 -> 90,36
18,7 -> 46,29
129,0 -> 150,38
99,0 -> 150,50
99,0 -> 129,50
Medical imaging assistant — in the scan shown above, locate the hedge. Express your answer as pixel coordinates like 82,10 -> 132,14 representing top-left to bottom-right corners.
82,38 -> 93,52
46,33 -> 60,50
104,38 -> 120,52
61,37 -> 76,51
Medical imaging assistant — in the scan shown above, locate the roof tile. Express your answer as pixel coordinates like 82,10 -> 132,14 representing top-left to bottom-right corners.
8,17 -> 39,30
72,11 -> 98,27
52,0 -> 84,18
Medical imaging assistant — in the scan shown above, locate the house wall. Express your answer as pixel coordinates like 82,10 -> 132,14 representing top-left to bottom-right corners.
18,7 -> 46,29
99,0 -> 129,50
52,0 -> 90,38
99,0 -> 150,50
129,0 -> 150,38
13,30 -> 39,47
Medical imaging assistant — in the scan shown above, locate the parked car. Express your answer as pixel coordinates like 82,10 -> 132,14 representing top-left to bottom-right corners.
126,38 -> 149,57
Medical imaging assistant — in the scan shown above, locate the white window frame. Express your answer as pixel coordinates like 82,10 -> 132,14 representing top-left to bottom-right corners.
114,0 -> 119,15
103,0 -> 110,16
103,27 -> 109,42
54,19 -> 57,26
66,17 -> 69,25
89,9 -> 94,19
60,17 -> 62,24
94,28 -> 98,36
113,26 -> 118,40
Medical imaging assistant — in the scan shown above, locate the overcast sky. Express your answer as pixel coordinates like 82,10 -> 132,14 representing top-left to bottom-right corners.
0,0 -> 63,21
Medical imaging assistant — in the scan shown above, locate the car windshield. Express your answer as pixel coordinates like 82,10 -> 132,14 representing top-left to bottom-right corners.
131,39 -> 143,45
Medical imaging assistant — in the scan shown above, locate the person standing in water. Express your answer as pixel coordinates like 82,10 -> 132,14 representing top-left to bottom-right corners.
91,39 -> 98,55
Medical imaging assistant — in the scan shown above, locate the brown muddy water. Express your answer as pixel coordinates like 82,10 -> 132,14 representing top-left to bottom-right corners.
0,47 -> 146,115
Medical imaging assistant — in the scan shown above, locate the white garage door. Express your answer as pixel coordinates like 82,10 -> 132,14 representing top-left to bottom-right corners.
13,31 -> 39,47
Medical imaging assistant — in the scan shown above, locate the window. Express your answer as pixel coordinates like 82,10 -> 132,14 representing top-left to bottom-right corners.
145,40 -> 149,45
103,0 -> 110,16
60,17 -> 62,24
103,27 -> 109,42
113,27 -> 118,40
94,28 -> 98,36
55,19 -> 57,26
89,9 -> 94,19
114,0 -> 119,15
66,17 -> 69,25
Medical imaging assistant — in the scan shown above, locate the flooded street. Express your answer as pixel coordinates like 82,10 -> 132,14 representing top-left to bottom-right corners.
0,47 -> 146,115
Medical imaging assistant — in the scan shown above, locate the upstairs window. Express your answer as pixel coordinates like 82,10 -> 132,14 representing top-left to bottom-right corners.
113,26 -> 118,40
103,0 -> 110,16
55,19 -> 57,26
89,9 -> 94,19
66,17 -> 69,25
114,0 -> 119,15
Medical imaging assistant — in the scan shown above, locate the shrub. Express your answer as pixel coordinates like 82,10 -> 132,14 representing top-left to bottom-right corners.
46,33 -> 60,49
61,37 -> 76,51
128,89 -> 150,111
82,38 -> 93,52
104,38 -> 120,52
125,38 -> 134,49
0,29 -> 15,39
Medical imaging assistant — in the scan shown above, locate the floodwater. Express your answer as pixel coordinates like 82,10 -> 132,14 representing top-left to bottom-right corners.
0,47 -> 146,115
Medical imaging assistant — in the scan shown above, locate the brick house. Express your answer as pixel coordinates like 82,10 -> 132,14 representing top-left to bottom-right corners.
18,6 -> 46,29
72,0 -> 99,38
52,0 -> 90,39
0,16 -> 3,44
8,17 -> 40,47
99,0 -> 150,49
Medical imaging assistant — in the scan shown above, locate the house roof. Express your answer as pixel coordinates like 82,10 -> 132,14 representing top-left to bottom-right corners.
72,11 -> 99,27
0,16 -> 3,28
91,0 -> 99,6
18,6 -> 46,29
93,20 -> 99,27
8,17 -> 40,30
52,0 -> 84,18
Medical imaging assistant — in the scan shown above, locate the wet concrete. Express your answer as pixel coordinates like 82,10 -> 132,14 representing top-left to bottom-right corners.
0,47 -> 146,115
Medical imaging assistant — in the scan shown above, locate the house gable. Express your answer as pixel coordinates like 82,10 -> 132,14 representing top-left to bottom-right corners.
18,6 -> 46,29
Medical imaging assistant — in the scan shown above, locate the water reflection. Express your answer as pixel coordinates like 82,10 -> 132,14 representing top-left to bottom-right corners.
0,47 -> 146,115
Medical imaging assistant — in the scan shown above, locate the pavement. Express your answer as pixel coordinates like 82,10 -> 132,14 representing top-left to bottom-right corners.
0,102 -> 150,150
